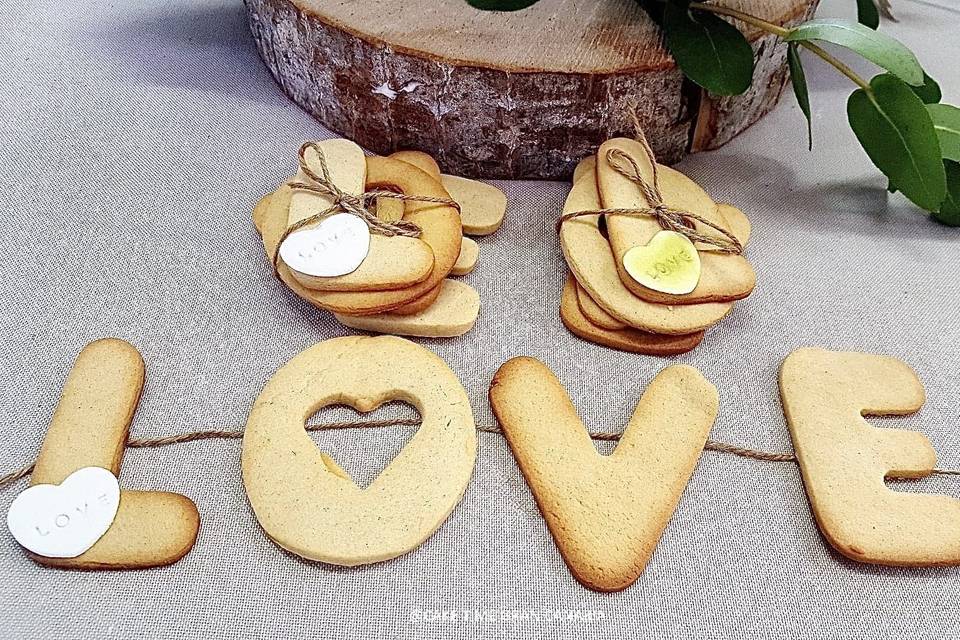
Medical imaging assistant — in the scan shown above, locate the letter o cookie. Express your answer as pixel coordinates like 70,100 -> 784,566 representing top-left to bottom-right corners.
241,336 -> 477,565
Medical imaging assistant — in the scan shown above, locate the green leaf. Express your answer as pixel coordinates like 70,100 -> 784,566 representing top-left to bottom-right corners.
847,74 -> 946,211
911,72 -> 942,104
466,0 -> 540,10
662,4 -> 754,96
786,19 -> 924,86
934,161 -> 960,226
856,0 -> 880,29
787,44 -> 813,150
928,103 -> 960,162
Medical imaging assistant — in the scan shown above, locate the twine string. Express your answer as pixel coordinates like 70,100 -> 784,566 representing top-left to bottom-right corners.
556,123 -> 743,256
271,141 -> 460,274
2,419 -> 957,491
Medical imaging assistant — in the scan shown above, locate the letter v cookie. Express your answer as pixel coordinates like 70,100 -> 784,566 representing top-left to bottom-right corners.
20,339 -> 200,569
780,348 -> 960,566
489,357 -> 718,591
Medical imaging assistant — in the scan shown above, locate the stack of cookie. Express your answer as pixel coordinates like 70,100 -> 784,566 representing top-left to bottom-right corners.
253,139 -> 505,338
559,137 -> 755,355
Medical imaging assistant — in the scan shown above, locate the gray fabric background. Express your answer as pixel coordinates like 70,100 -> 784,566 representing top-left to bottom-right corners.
1,0 -> 959,637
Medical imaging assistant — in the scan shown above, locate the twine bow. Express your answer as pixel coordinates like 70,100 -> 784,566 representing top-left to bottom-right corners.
556,128 -> 744,256
272,141 -> 460,274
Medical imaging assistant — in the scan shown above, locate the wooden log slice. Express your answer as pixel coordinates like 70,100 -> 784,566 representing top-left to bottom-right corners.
244,0 -> 818,179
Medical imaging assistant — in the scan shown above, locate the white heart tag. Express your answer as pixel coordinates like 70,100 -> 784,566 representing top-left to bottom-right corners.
7,466 -> 120,558
279,213 -> 371,277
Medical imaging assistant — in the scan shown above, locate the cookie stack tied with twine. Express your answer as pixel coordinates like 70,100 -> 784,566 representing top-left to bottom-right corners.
253,139 -> 506,338
558,128 -> 756,356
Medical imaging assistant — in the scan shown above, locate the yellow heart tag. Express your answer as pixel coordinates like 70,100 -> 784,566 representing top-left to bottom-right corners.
622,230 -> 701,295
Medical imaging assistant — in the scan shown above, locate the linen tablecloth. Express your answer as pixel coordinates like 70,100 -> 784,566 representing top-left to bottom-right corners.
1,0 -> 958,637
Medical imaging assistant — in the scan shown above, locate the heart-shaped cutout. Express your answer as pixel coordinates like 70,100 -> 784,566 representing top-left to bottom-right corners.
279,213 -> 371,277
622,230 -> 701,295
7,466 -> 120,558
307,401 -> 422,490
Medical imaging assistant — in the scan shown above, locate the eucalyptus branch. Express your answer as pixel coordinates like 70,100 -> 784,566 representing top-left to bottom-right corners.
795,41 -> 872,91
690,1 -> 872,92
688,2 -> 789,37
470,0 -> 958,223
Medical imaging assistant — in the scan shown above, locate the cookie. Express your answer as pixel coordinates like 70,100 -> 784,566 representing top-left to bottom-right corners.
378,150 -> 441,225
489,357 -> 718,591
379,151 -> 442,223
389,150 -> 505,236
597,138 -> 755,305
26,339 -> 199,569
281,141 -> 435,291
560,174 -> 735,335
389,150 -> 442,179
241,336 -> 477,565
388,280 -> 444,316
374,189 -> 406,223
561,276 -> 704,355
451,237 -> 479,276
440,175 -> 506,236
780,348 -> 960,566
718,203 -> 751,246
573,155 -> 597,184
267,184 -> 436,292
335,280 -> 480,338
285,139 -> 367,227
262,157 -> 462,315
574,281 -> 626,330
253,192 -> 271,233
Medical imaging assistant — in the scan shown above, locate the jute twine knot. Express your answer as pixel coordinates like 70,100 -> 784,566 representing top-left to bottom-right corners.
556,127 -> 743,256
272,141 -> 460,274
